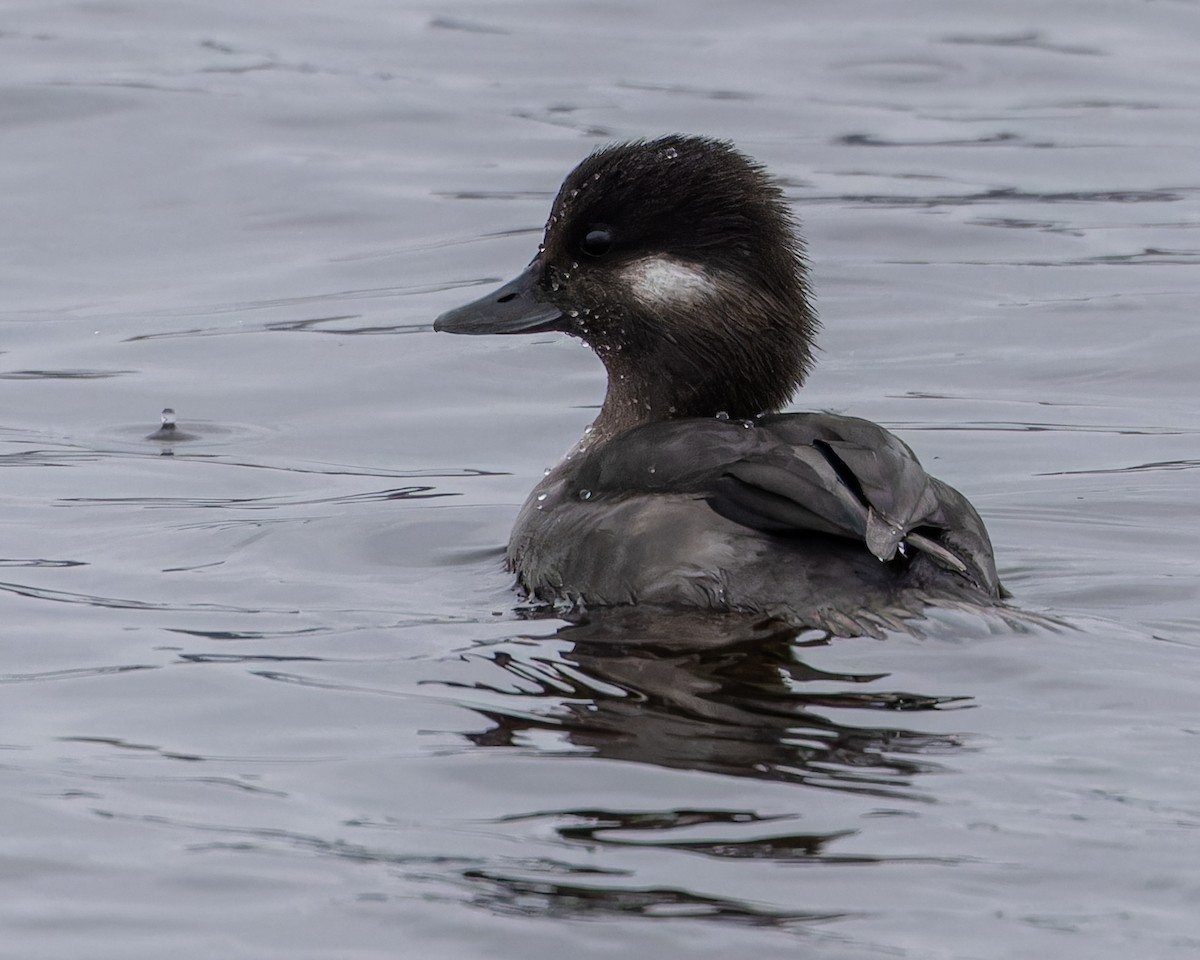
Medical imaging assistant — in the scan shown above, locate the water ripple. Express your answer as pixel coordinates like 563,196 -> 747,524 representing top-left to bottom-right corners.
796,187 -> 1189,208
0,368 -> 136,380
0,664 -> 154,684
940,31 -> 1105,56
0,579 -> 291,614
57,485 -> 458,510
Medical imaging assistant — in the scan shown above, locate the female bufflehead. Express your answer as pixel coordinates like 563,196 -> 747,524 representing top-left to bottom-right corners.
435,135 -> 1004,634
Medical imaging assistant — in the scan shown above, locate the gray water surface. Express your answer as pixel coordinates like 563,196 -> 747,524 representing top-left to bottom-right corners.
3,2 -> 1199,958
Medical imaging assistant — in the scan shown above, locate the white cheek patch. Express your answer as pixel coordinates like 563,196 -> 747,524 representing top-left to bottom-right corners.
622,257 -> 718,307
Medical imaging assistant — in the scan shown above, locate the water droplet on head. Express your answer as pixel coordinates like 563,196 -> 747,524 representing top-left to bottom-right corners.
741,419 -> 754,428
568,309 -> 579,318
648,466 -> 656,474
578,488 -> 593,501
537,492 -> 548,502
715,411 -> 730,421
583,423 -> 594,435
660,146 -> 679,160
543,467 -> 552,476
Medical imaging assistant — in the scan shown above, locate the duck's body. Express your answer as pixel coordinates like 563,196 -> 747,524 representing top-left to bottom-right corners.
435,135 -> 1005,631
509,413 -> 1000,631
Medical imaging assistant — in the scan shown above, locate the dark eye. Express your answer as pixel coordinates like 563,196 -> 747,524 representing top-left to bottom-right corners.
580,224 -> 613,258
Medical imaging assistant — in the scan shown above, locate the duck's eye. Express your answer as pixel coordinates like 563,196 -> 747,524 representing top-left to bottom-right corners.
580,225 -> 613,258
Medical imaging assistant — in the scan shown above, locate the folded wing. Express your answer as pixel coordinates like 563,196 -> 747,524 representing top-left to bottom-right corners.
571,413 -> 1001,596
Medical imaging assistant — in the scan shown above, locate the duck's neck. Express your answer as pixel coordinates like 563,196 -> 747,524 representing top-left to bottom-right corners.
587,347 -> 778,447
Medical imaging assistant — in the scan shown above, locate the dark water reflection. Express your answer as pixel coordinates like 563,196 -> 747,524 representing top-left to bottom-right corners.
448,611 -> 971,800
456,867 -> 846,928
398,609 -> 986,929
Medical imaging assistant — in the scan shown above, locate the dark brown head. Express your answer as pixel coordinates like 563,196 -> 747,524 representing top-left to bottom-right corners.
435,135 -> 818,439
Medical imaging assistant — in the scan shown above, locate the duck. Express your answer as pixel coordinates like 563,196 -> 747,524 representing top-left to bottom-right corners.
434,134 -> 1005,635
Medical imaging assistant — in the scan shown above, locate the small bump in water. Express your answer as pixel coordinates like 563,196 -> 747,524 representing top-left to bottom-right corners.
146,407 -> 199,442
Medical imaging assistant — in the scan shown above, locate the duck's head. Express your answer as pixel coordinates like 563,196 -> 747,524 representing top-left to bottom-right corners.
435,135 -> 818,441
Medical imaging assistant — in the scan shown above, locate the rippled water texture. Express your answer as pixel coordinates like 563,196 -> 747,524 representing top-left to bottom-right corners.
3,2 -> 1199,958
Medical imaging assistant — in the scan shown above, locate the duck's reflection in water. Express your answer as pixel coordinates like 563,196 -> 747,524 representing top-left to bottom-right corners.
432,609 -> 972,924
453,608 -> 971,799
